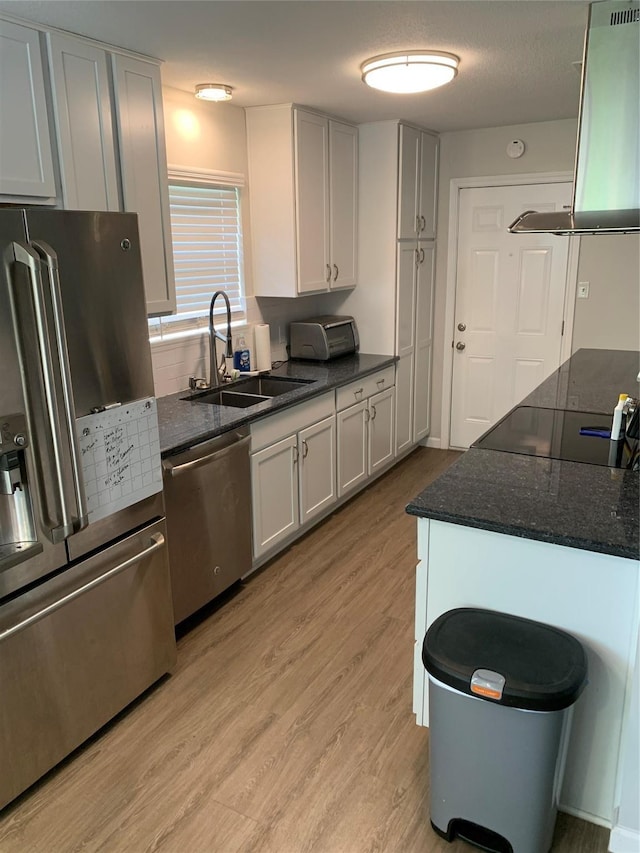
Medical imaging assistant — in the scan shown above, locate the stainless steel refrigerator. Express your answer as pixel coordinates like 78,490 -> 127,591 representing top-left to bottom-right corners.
0,209 -> 176,810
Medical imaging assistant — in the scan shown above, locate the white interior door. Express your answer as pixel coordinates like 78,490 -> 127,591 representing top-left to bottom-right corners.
450,183 -> 572,449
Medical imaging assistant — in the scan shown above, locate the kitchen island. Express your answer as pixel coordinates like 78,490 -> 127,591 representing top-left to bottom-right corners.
407,349 -> 639,830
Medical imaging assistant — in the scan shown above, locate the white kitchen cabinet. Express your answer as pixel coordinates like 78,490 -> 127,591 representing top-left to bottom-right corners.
336,368 -> 396,497
0,20 -> 55,201
46,32 -> 119,211
246,104 -> 358,296
413,245 -> 435,440
343,120 -> 438,455
398,124 -> 438,241
251,393 -> 336,560
111,54 -> 175,316
251,434 -> 300,557
298,415 -> 337,525
328,119 -> 358,288
336,401 -> 368,495
47,40 -> 175,315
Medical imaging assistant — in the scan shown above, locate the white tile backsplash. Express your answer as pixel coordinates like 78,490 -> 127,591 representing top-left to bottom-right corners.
150,291 -> 353,398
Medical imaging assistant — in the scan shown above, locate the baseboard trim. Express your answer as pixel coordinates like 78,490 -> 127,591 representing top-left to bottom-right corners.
425,436 -> 442,449
608,825 -> 640,852
558,803 -> 611,829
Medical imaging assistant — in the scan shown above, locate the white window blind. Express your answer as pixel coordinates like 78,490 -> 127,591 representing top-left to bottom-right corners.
149,169 -> 245,339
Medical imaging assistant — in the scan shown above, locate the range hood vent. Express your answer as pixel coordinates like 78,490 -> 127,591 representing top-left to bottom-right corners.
510,0 -> 640,235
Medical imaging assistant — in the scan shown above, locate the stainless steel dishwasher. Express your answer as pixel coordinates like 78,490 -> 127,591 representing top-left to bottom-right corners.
162,427 -> 252,624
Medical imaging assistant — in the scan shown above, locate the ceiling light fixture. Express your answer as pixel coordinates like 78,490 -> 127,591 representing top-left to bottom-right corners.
194,83 -> 233,102
361,51 -> 459,94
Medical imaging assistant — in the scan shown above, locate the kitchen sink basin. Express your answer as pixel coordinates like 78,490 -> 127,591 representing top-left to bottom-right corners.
182,375 -> 315,409
185,390 -> 270,408
228,376 -> 314,397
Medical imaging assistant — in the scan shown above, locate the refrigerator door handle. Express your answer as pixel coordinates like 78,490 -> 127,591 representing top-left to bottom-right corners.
31,241 -> 89,531
9,242 -> 75,541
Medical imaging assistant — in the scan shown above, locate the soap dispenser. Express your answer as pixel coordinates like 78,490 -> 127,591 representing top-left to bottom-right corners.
233,336 -> 251,372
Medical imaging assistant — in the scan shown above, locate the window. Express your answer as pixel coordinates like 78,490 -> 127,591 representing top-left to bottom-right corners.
149,168 -> 245,340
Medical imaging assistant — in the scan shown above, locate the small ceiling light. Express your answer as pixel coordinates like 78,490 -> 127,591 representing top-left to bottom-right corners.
194,83 -> 233,102
361,51 -> 459,94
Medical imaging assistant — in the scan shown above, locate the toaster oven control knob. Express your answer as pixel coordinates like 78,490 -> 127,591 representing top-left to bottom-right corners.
14,433 -> 27,447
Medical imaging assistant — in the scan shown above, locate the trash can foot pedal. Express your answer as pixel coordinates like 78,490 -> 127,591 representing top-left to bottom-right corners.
431,818 -> 513,853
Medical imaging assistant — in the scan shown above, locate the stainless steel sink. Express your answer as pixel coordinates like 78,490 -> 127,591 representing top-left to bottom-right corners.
185,389 -> 270,408
182,375 -> 315,408
229,376 -> 314,397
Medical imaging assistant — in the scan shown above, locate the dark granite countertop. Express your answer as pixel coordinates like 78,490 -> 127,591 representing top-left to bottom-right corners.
158,352 -> 397,457
520,348 -> 640,413
406,349 -> 639,560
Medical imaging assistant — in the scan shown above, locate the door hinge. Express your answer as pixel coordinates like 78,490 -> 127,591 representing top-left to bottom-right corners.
561,320 -> 565,336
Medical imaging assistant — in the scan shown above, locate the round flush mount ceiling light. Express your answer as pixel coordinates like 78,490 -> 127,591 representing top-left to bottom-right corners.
194,83 -> 233,102
361,51 -> 459,94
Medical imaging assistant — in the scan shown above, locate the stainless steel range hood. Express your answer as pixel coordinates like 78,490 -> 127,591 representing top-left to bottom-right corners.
510,0 -> 640,235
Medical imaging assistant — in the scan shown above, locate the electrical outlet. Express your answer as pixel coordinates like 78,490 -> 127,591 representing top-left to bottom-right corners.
578,281 -> 590,299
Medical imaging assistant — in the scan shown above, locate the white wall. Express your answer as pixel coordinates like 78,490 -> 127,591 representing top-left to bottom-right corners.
431,117 -> 640,443
572,234 -> 640,353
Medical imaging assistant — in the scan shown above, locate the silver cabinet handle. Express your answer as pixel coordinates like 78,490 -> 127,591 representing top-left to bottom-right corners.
415,215 -> 421,235
370,404 -> 377,420
415,248 -> 420,268
377,378 -> 385,388
364,407 -> 371,423
302,439 -> 309,458
8,241 -> 74,541
420,215 -> 426,232
354,387 -> 364,400
333,264 -> 339,282
419,248 -> 425,264
456,342 -> 466,351
0,533 -> 165,643
326,264 -> 331,283
457,323 -> 466,332
293,444 -> 299,465
32,240 -> 88,532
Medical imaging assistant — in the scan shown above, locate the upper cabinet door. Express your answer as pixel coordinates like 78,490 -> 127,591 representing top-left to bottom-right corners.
0,20 -> 55,200
47,33 -> 119,211
111,55 -> 176,315
397,124 -> 420,240
329,120 -> 357,289
418,132 -> 438,240
294,109 -> 330,294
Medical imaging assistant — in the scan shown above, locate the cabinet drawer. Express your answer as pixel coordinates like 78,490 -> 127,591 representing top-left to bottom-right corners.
251,392 -> 334,452
336,366 -> 395,411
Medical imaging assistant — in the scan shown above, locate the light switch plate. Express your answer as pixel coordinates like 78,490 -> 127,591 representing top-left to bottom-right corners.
577,282 -> 590,299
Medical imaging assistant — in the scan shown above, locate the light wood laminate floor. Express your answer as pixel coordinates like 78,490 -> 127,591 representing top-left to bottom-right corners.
0,448 -> 609,853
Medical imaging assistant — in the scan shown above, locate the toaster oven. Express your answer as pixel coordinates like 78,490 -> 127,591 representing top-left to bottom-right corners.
289,315 -> 359,361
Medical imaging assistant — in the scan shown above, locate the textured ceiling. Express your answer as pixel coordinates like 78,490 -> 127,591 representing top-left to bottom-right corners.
0,0 -> 590,132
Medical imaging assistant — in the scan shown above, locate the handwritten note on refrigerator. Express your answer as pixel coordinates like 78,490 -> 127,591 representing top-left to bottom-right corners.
76,397 -> 162,523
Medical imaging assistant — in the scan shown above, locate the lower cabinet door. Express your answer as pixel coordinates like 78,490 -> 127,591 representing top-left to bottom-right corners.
395,351 -> 414,455
337,401 -> 368,497
251,434 -> 299,558
369,387 -> 396,474
299,415 -> 336,524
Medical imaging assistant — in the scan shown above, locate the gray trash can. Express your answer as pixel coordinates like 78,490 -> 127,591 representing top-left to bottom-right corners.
422,608 -> 588,853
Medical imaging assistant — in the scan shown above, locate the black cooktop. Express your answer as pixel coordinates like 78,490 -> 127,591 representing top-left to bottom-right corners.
473,406 -> 636,468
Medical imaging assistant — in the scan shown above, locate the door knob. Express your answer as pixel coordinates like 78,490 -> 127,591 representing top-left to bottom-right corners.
457,323 -> 466,332
456,341 -> 466,351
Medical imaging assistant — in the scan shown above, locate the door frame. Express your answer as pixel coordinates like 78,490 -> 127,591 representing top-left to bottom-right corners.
440,171 -> 580,450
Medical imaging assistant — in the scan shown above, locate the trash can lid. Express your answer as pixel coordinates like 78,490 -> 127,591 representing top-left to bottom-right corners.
422,608 -> 588,711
